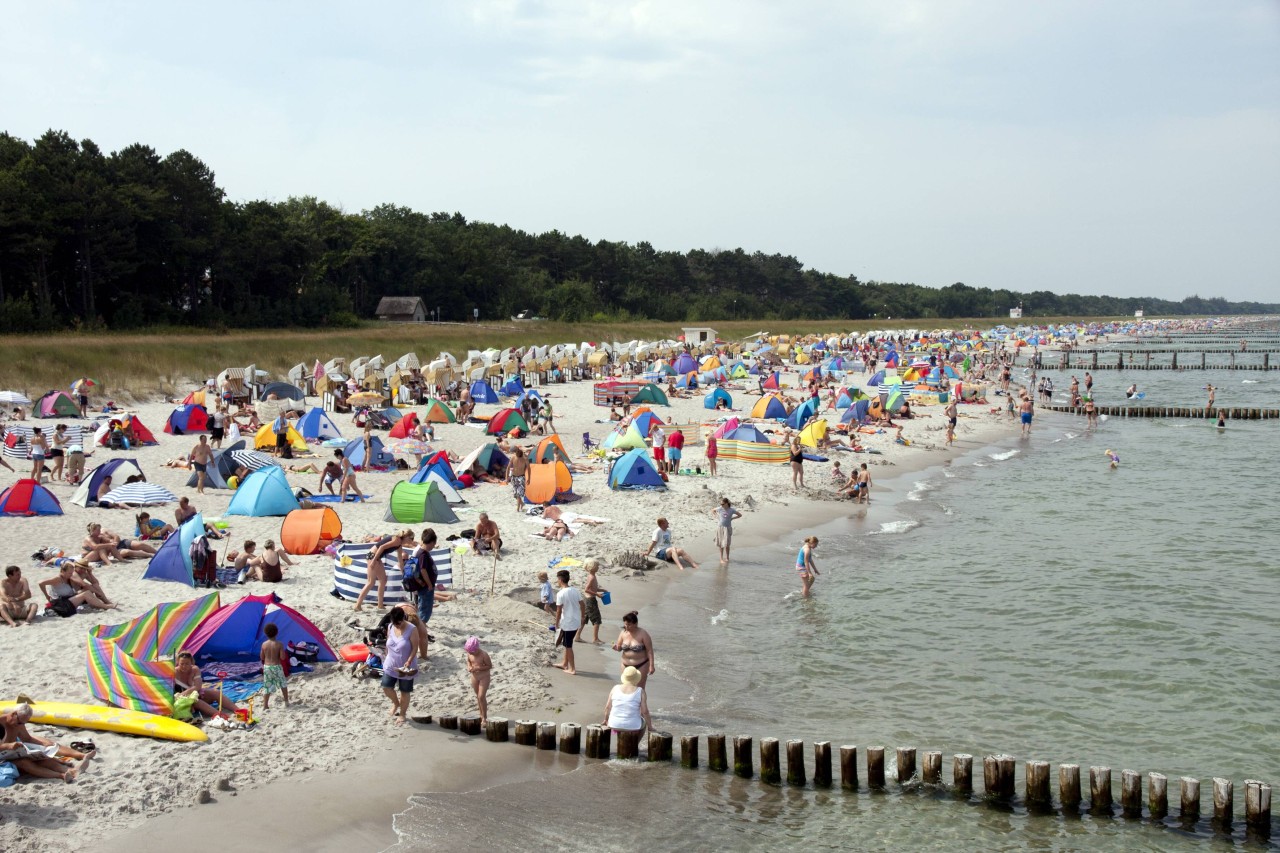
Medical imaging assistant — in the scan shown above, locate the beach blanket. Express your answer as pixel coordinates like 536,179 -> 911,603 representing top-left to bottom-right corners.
199,660 -> 315,703
331,542 -> 454,603
523,512 -> 610,537
309,494 -> 375,503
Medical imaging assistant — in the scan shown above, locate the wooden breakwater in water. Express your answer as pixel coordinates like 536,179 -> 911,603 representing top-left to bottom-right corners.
425,714 -> 1275,842
1043,404 -> 1280,420
1016,352 -> 1278,371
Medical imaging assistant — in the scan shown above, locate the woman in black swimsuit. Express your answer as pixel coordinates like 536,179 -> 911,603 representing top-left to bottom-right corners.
789,439 -> 805,489
611,611 -> 655,688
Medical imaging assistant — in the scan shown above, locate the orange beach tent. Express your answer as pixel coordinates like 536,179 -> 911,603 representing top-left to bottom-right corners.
280,507 -> 343,555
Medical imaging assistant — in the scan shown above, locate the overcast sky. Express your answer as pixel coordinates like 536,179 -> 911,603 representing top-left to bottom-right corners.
4,1 -> 1278,302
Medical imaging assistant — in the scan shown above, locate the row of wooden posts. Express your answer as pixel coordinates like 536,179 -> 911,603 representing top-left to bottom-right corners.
1022,352 -> 1276,371
431,714 -> 1273,837
1044,404 -> 1280,420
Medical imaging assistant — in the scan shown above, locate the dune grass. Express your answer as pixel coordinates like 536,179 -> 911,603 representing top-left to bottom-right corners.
0,315 -> 1131,401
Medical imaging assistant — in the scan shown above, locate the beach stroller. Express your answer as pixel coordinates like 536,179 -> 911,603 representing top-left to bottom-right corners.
189,535 -> 224,588
349,622 -> 387,679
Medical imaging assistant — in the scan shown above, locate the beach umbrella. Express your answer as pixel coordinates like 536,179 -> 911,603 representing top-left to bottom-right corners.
389,438 -> 432,457
348,391 -> 385,406
71,378 -> 98,395
0,391 -> 31,406
229,449 -> 280,472
99,482 -> 177,506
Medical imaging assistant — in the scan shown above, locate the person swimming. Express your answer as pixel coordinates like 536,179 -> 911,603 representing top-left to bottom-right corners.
1125,384 -> 1137,398
1105,449 -> 1119,469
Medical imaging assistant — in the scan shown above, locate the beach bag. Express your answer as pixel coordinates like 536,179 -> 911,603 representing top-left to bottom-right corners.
50,597 -> 77,618
0,761 -> 19,787
173,695 -> 197,721
287,641 -> 320,663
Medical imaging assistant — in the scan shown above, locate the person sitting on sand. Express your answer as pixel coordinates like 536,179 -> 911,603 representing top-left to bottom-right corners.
83,522 -> 152,561
1,704 -> 95,782
174,652 -> 240,715
135,511 -> 174,542
94,475 -> 133,508
68,559 -> 112,604
1,565 -> 39,626
39,563 -> 116,611
251,539 -> 294,583
173,496 -> 223,538
471,513 -> 502,557
644,517 -> 699,570
231,541 -> 260,584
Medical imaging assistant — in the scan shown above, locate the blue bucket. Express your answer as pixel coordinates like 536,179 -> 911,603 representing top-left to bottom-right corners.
600,591 -> 612,606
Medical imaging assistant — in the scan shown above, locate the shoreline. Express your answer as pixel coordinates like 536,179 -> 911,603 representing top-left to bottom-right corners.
94,412 -> 1016,852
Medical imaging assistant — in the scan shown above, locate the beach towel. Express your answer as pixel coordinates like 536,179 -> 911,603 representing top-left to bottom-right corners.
308,494 -> 375,503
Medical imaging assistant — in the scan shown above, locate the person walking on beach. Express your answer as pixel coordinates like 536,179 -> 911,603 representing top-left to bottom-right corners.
28,427 -> 47,483
380,607 -> 419,725
190,435 -> 213,494
509,446 -> 529,512
705,434 -> 718,476
464,636 -> 492,726
712,497 -> 742,565
795,536 -> 820,598
272,412 -> 290,457
1018,395 -> 1034,437
210,405 -> 226,449
582,559 -> 607,644
944,397 -> 958,447
612,611 -> 656,688
554,569 -> 585,675
337,449 -> 365,503
790,438 -> 805,490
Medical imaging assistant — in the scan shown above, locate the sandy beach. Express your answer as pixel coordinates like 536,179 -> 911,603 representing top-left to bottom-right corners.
0,364 -> 1013,850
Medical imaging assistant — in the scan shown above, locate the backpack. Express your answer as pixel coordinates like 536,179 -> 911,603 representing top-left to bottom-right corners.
401,553 -> 425,592
49,597 -> 77,618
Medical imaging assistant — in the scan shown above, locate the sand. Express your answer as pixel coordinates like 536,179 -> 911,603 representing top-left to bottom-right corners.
0,367 -> 1013,849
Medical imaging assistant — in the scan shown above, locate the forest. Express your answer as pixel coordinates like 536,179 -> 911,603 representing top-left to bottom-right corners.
2,130 -> 1275,333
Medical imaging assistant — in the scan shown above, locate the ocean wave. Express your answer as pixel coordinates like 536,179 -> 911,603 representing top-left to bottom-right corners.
870,519 -> 921,535
1242,380 -> 1259,384
989,449 -> 1020,461
710,609 -> 729,625
907,480 -> 935,501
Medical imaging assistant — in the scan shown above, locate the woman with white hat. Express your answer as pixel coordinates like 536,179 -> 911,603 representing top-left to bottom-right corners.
602,665 -> 651,736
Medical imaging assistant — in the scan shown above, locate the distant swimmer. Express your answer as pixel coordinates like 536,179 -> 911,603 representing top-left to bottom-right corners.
1125,384 -> 1138,399
1217,412 -> 1227,428
1105,449 -> 1119,469
1206,384 -> 1216,409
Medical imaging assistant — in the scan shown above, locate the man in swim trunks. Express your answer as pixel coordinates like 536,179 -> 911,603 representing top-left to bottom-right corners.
944,397 -> 957,447
1019,395 -> 1034,437
190,435 -> 213,494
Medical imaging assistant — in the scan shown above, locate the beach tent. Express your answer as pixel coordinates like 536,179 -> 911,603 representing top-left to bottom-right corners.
525,460 -> 574,504
798,419 -> 829,449
469,380 -> 499,404
184,593 -> 337,663
631,384 -> 669,406
253,422 -> 308,454
841,398 -> 871,424
260,381 -> 304,402
93,415 -> 159,447
499,377 -> 525,397
675,372 -> 698,390
140,514 -> 208,585
185,447 -> 233,490
297,407 -> 343,441
671,352 -> 697,374
886,389 -> 906,413
729,362 -> 750,379
408,466 -> 465,503
486,408 -> 529,436
535,434 -> 571,465
384,480 -> 459,524
36,390 -> 80,418
652,360 -> 676,376
420,399 -> 456,423
70,458 -> 145,507
760,372 -> 781,391
410,452 -> 463,489
608,448 -> 665,490
751,395 -> 788,420
457,443 -> 509,478
86,592 -> 221,715
342,434 -> 396,469
181,389 -> 208,407
164,404 -> 209,434
785,397 -> 820,429
332,544 -> 454,604
725,424 -> 772,443
388,412 -> 420,439
603,423 -> 647,451
226,467 -> 300,517
0,479 -> 63,516
630,410 -> 663,439
711,417 -> 740,439
280,507 -> 343,555
703,388 -> 733,410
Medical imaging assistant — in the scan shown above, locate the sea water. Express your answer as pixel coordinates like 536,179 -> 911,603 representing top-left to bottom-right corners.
392,368 -> 1280,851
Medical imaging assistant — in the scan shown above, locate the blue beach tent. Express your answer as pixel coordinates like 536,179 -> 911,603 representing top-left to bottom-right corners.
140,513 -> 206,585
703,388 -> 733,410
726,425 -> 771,443
297,407 -> 343,441
469,381 -> 499,404
608,448 -> 666,490
226,467 -> 300,517
785,397 -> 820,430
500,377 -> 524,397
841,399 -> 871,424
343,435 -> 396,469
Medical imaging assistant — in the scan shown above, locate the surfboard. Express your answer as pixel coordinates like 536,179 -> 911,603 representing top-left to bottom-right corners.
0,699 -> 208,743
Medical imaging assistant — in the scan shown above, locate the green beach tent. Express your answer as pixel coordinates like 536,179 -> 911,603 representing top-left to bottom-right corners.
630,384 -> 669,406
384,480 -> 459,524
